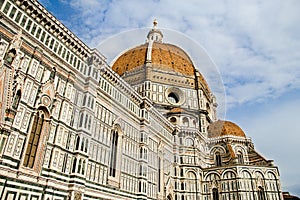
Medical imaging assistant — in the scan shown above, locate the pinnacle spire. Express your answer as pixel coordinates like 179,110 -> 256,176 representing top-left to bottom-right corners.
153,19 -> 158,30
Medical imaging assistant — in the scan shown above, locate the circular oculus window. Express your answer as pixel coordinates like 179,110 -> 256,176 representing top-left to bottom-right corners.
165,87 -> 185,106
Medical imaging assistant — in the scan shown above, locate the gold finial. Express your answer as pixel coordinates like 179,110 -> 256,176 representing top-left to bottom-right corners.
153,19 -> 158,29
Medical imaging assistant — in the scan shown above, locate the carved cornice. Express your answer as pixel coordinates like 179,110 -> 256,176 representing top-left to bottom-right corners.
14,0 -> 91,59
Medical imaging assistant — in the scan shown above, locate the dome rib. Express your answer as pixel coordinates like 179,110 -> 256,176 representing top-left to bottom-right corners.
112,42 -> 195,76
112,44 -> 148,76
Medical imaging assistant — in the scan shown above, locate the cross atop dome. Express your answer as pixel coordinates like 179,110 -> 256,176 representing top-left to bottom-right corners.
153,19 -> 158,29
147,19 -> 163,43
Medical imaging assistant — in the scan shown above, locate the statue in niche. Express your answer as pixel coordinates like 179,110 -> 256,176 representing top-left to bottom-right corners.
10,29 -> 22,50
5,29 -> 23,65
5,48 -> 16,64
12,51 -> 23,68
49,67 -> 56,81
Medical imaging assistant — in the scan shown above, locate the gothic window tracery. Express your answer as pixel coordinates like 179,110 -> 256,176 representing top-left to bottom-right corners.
109,129 -> 118,177
187,171 -> 196,192
23,110 -> 46,168
215,152 -> 222,167
237,151 -> 244,164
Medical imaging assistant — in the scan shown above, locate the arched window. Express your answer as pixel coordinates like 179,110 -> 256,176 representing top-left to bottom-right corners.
75,135 -> 80,150
158,157 -> 161,192
138,181 -> 142,192
72,157 -> 77,173
192,120 -> 196,128
187,172 -> 196,192
88,96 -> 91,107
81,137 -> 84,151
185,138 -> 194,146
258,186 -> 266,200
237,151 -> 244,164
242,171 -> 253,199
181,182 -> 185,190
183,117 -> 189,127
212,188 -> 219,200
84,114 -> 88,128
82,95 -> 86,106
180,169 -> 184,177
23,111 -> 45,168
139,164 -> 143,176
144,148 -> 147,159
215,152 -> 222,167
84,138 -> 88,152
79,113 -> 83,127
77,158 -> 82,173
82,160 -> 86,175
140,147 -> 143,159
109,129 -> 118,177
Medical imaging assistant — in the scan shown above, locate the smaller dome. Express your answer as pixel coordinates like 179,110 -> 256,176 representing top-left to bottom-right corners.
207,120 -> 246,138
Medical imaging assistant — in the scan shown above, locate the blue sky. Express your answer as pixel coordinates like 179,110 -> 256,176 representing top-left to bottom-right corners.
39,0 -> 300,196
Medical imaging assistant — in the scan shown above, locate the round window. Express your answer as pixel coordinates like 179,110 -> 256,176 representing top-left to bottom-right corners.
168,92 -> 179,103
165,87 -> 185,105
169,117 -> 177,123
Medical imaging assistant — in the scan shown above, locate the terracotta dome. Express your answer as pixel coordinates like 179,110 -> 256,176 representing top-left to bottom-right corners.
207,120 -> 246,138
112,42 -> 196,76
111,21 -> 211,94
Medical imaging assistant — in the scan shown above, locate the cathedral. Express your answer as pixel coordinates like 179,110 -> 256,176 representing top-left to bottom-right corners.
0,0 -> 283,200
